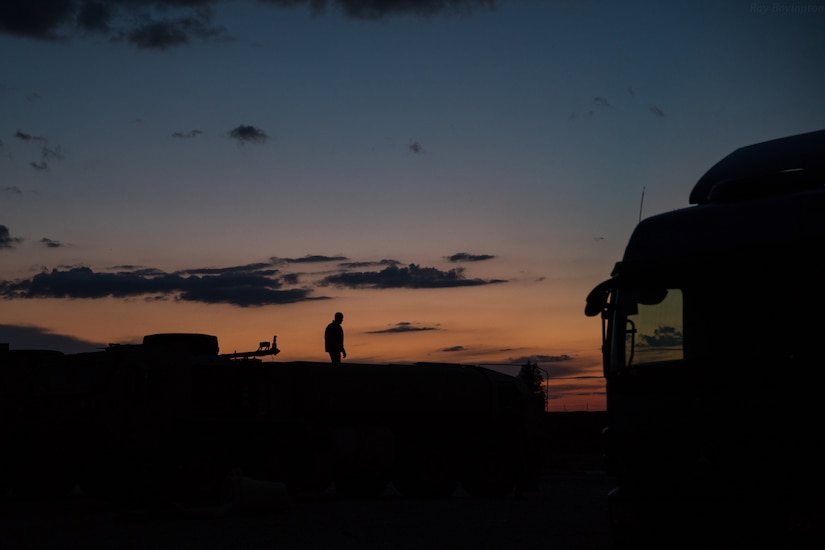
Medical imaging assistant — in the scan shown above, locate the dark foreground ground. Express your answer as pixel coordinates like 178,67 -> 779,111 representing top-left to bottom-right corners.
2,413 -> 614,549
1,474 -> 615,550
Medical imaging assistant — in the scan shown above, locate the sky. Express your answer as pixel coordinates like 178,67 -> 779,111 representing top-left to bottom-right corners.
1,0 -> 823,411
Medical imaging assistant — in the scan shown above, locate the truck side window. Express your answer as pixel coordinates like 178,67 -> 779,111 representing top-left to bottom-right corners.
622,288 -> 684,367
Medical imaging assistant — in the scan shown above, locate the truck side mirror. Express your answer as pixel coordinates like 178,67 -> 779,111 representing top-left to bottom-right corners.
585,280 -> 613,317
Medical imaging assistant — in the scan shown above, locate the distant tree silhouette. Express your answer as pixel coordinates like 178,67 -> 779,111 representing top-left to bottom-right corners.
517,360 -> 545,407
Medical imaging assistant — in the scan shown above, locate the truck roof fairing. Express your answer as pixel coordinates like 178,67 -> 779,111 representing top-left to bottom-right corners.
690,129 -> 825,205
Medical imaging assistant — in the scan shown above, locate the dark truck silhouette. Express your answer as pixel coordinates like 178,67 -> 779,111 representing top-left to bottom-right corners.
586,129 -> 825,547
1,333 -> 542,503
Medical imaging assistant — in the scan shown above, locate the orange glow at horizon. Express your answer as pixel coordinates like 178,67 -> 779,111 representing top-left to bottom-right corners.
0,280 -> 607,411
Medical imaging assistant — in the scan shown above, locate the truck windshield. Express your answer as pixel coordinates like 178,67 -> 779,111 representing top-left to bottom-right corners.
611,287 -> 683,370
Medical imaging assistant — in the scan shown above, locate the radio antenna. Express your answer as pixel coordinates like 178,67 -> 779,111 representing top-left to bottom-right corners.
638,186 -> 646,222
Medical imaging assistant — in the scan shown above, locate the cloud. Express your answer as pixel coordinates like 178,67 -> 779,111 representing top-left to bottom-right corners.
15,129 -> 48,143
0,254 -> 508,305
40,237 -> 62,248
0,1 -> 228,49
0,1 -> 76,40
275,254 -> 348,264
638,325 -> 682,348
291,0 -> 496,20
41,145 -> 65,160
593,96 -> 613,108
228,124 -> 269,144
111,8 -> 229,50
172,129 -> 203,138
319,263 -> 506,289
0,1 -> 495,49
441,345 -> 466,352
178,285 -> 320,307
183,262 -> 279,276
367,321 -> 439,334
649,105 -> 665,117
445,252 -> 495,262
339,259 -> 400,269
2,186 -> 23,195
0,225 -> 23,249
75,1 -> 114,33
14,130 -> 65,170
0,264 -> 323,307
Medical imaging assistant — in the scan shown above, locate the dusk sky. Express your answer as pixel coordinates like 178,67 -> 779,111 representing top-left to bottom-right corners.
1,0 -> 823,411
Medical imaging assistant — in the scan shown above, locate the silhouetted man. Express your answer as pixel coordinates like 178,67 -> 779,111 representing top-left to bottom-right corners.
325,312 -> 346,363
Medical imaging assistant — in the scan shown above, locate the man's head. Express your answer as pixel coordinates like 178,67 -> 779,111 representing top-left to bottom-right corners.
334,312 -> 344,323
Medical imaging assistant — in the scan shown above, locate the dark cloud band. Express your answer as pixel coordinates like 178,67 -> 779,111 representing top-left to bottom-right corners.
0,1 -> 495,49
0,265 -> 318,307
320,263 -> 504,289
0,253 -> 504,306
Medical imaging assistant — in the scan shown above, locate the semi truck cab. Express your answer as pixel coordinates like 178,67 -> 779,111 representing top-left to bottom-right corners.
586,129 -> 825,547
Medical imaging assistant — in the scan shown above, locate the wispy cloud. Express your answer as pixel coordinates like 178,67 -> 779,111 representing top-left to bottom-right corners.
41,145 -> 64,160
339,259 -> 400,269
171,129 -> 203,139
445,252 -> 495,262
593,96 -> 613,108
275,255 -> 348,264
40,237 -> 62,248
15,130 -> 48,143
15,130 -> 65,170
568,87 -> 666,122
367,321 -> 439,334
441,345 -> 466,352
649,105 -> 665,117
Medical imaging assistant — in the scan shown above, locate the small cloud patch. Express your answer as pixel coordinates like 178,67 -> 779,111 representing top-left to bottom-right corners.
228,125 -> 268,144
